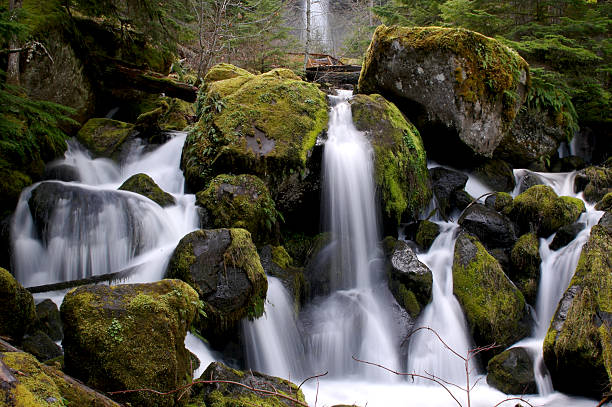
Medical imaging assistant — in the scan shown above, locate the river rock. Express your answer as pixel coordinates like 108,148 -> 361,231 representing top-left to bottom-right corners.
415,220 -> 440,250
358,25 -> 528,162
0,268 -> 36,342
259,245 -> 305,312
574,166 -> 612,204
43,163 -> 80,182
196,174 -> 279,245
484,191 -> 513,213
119,173 -> 176,207
453,233 -> 530,358
21,331 -> 62,362
595,192 -> 612,212
458,203 -> 517,249
543,220 -> 612,399
473,159 -> 515,193
486,347 -> 536,394
135,96 -> 195,141
76,118 -> 135,160
350,93 -> 431,227
34,299 -> 63,342
388,240 -> 432,318
516,171 -> 545,194
430,167 -> 469,220
550,222 -> 586,250
508,185 -> 585,237
190,361 -> 305,407
510,233 -> 541,305
60,279 -> 199,407
166,228 -> 267,336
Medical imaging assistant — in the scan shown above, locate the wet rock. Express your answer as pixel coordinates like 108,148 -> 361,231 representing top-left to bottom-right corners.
258,245 -> 306,312
510,233 -> 541,305
453,189 -> 474,211
21,331 -> 62,362
430,167 -> 469,220
61,279 -> 199,407
485,192 -> 513,213
595,192 -> 612,212
550,222 -> 586,250
543,222 -> 612,398
453,233 -> 530,359
415,220 -> 440,250
358,26 -> 528,162
119,173 -> 176,207
350,93 -> 431,228
388,240 -> 432,318
166,228 -> 267,336
304,233 -> 333,299
458,203 -> 517,250
135,96 -> 195,141
76,118 -> 135,160
515,172 -> 544,194
0,268 -> 36,342
34,299 -> 63,342
486,347 -> 536,394
474,159 -> 516,193
43,163 -> 80,182
575,166 -> 612,204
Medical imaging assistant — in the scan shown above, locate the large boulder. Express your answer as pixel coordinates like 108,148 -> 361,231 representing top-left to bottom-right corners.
196,174 -> 280,245
165,228 -> 267,336
453,233 -> 530,357
190,362 -> 306,407
510,233 -> 541,305
0,268 -> 36,342
458,203 -> 517,250
181,66 -> 328,209
60,279 -> 199,407
508,185 -> 585,237
574,166 -> 612,204
388,240 -> 432,318
349,93 -> 431,226
358,25 -> 528,162
429,167 -> 468,220
76,118 -> 135,160
119,173 -> 176,207
135,96 -> 195,141
543,219 -> 612,398
486,347 -> 536,394
473,159 -> 515,193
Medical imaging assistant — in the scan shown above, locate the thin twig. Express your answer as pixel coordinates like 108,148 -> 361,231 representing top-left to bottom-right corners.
297,371 -> 328,392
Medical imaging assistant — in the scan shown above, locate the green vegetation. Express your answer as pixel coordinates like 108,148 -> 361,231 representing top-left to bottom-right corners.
119,173 -> 176,207
76,118 -> 134,159
0,268 -> 36,342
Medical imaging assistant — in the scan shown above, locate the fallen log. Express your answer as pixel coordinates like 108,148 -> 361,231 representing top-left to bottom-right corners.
26,269 -> 133,294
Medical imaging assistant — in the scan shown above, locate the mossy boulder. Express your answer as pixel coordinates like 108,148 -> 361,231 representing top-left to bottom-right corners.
473,159 -> 515,193
60,279 -> 199,407
190,361 -> 305,407
119,173 -> 176,207
510,233 -> 541,305
574,166 -> 612,204
195,174 -> 279,245
429,167 -> 468,220
165,228 -> 267,336
458,203 -> 517,250
543,220 -> 612,398
0,350 -> 120,407
415,220 -> 440,250
349,93 -> 431,225
135,96 -> 195,141
484,191 -> 513,213
0,268 -> 36,342
595,192 -> 612,212
358,25 -> 528,162
486,347 -> 536,394
203,63 -> 253,83
76,118 -> 134,160
181,65 -> 328,199
388,240 -> 432,318
453,233 -> 530,357
258,245 -> 306,313
508,185 -> 585,237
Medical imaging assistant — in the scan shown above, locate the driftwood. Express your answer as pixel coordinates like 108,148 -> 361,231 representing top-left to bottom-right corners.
0,338 -> 120,407
26,269 -> 133,294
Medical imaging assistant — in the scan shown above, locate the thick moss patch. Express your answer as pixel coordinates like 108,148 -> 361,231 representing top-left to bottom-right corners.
60,279 -> 199,407
350,93 -> 431,224
510,232 -> 541,304
76,118 -> 134,159
196,174 -> 279,245
0,268 -> 36,342
119,173 -> 176,207
453,233 -> 530,356
182,65 -> 328,193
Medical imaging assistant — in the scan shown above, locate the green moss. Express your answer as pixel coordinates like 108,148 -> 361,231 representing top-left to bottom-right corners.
0,268 -> 36,342
119,173 -> 176,207
76,118 -> 134,159
359,25 -> 529,128
204,63 -> 253,83
270,246 -> 293,269
580,166 -> 612,204
453,233 -> 528,351
182,65 -> 328,192
398,284 -> 421,318
196,174 -> 280,245
493,192 -> 513,213
415,220 -> 440,250
510,233 -> 541,304
1,352 -> 63,407
350,94 -> 431,223
595,192 -> 612,212
509,185 -> 585,237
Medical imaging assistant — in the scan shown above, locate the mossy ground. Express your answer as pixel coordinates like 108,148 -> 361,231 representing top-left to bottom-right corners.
350,93 -> 431,223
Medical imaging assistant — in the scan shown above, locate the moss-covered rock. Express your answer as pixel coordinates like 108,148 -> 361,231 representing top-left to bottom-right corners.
21,331 -> 62,362
510,233 -> 541,305
135,96 -> 195,141
0,268 -> 36,342
486,347 -> 536,394
76,118 -> 134,160
358,25 -> 528,161
203,63 -> 253,83
0,167 -> 33,218
574,166 -> 612,204
453,233 -> 530,357
34,299 -> 63,342
0,350 -> 120,407
119,173 -> 176,207
196,174 -> 279,245
190,361 -> 305,407
350,93 -> 431,225
543,221 -> 612,398
181,65 -> 328,198
166,228 -> 267,336
485,191 -> 513,213
388,240 -> 432,318
595,192 -> 612,212
474,159 -> 515,193
258,245 -> 306,313
60,279 -> 199,407
415,220 -> 440,250
508,185 -> 585,237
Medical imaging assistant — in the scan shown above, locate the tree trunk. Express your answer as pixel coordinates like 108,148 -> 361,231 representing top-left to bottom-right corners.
304,0 -> 311,72
7,0 -> 23,86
